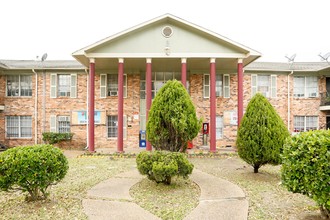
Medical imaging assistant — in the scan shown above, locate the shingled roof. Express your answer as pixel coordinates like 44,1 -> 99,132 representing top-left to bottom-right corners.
1,59 -> 330,72
245,62 -> 330,72
0,60 -> 84,70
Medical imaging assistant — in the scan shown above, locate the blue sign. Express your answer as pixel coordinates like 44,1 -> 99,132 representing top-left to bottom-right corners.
77,110 -> 101,124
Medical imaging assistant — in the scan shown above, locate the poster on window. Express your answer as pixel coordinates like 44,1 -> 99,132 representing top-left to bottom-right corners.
71,110 -> 105,125
224,111 -> 238,125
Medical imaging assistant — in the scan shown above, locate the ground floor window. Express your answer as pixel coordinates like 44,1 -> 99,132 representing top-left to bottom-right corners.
107,115 -> 127,138
58,116 -> 70,133
216,116 -> 223,139
6,116 -> 32,138
50,115 -> 70,133
293,116 -> 318,132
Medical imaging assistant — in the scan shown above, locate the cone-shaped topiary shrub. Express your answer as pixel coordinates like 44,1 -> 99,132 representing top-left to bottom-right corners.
136,151 -> 194,185
236,93 -> 290,173
146,80 -> 202,152
0,144 -> 69,201
282,130 -> 330,219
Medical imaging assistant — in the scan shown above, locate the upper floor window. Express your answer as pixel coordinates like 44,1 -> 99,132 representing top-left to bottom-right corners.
50,74 -> 77,98
50,115 -> 70,133
293,116 -> 318,132
100,74 -> 127,98
294,76 -> 318,98
6,116 -> 32,138
6,75 -> 32,97
140,72 -> 182,99
204,74 -> 230,98
251,74 -> 277,98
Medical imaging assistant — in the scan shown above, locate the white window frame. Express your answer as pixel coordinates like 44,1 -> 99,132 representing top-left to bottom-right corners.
100,74 -> 127,98
216,115 -> 224,139
293,116 -> 318,133
251,74 -> 277,98
6,75 -> 32,97
5,116 -> 32,138
204,74 -> 230,98
293,76 -> 318,98
50,73 -> 77,98
50,115 -> 71,133
107,115 -> 127,139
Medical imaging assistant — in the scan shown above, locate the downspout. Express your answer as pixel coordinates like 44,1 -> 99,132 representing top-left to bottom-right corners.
287,71 -> 294,132
42,70 -> 46,133
85,68 -> 89,149
32,69 -> 38,144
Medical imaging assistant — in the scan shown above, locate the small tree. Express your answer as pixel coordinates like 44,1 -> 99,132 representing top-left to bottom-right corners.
0,144 -> 69,201
236,93 -> 289,173
147,80 -> 202,152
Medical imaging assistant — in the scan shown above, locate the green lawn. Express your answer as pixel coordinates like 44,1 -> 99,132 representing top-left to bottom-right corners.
0,153 -> 322,220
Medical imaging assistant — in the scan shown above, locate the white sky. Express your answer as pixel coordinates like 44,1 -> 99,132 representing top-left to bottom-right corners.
1,0 -> 329,62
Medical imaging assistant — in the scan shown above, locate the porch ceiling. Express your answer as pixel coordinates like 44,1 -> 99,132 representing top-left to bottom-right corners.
93,57 -> 242,73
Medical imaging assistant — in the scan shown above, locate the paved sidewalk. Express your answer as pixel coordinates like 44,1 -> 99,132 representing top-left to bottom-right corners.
82,168 -> 248,220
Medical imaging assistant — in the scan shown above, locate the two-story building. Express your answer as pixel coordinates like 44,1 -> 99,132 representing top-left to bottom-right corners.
1,14 -> 329,151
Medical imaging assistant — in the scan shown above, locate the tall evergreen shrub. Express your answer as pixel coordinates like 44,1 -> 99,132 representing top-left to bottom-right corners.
146,80 -> 202,152
236,93 -> 289,173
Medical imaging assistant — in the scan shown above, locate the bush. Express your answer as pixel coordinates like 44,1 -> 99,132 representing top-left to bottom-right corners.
281,130 -> 330,219
0,144 -> 69,201
147,80 -> 202,152
136,151 -> 194,185
42,132 -> 74,145
236,93 -> 290,173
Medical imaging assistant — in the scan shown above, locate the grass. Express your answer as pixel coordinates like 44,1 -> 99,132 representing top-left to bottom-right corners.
130,177 -> 200,220
190,155 -> 322,220
0,152 -> 324,220
0,157 -> 136,220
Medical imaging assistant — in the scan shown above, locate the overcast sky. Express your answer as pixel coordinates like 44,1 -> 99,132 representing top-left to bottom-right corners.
1,0 -> 329,62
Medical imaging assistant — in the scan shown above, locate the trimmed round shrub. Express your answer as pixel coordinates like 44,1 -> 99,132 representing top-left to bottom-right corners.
236,93 -> 290,173
282,130 -> 330,219
147,80 -> 202,152
0,144 -> 69,201
136,151 -> 194,185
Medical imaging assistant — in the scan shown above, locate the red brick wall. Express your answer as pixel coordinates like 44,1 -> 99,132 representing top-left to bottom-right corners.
0,70 -> 327,150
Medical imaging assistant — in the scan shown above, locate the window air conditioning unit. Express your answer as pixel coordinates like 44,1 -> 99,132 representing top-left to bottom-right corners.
58,116 -> 69,121
110,91 -> 118,96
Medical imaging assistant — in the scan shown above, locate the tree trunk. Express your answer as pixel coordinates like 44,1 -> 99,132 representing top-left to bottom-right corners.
254,165 -> 259,173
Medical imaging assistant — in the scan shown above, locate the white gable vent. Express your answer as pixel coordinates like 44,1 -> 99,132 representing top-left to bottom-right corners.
162,26 -> 173,38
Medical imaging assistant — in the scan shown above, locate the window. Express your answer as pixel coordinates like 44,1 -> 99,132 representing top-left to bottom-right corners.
251,74 -> 277,98
293,116 -> 318,132
139,72 -> 181,130
6,75 -> 32,97
204,74 -> 230,98
50,74 -> 77,98
6,116 -> 32,138
216,116 -> 223,139
100,74 -> 127,98
294,76 -> 318,98
107,115 -> 127,138
50,115 -> 70,133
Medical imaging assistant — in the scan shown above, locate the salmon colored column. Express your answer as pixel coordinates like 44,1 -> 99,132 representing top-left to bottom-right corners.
210,58 -> 216,152
88,58 -> 95,153
237,59 -> 244,126
146,58 -> 152,151
181,58 -> 187,88
117,58 -> 124,152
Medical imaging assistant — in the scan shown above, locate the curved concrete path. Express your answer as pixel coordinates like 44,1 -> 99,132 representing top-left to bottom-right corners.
83,168 -> 248,220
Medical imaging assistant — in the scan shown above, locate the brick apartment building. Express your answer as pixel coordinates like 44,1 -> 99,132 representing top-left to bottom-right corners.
1,14 -> 330,151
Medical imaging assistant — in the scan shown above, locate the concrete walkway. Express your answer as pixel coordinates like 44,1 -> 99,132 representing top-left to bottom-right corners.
82,168 -> 248,220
